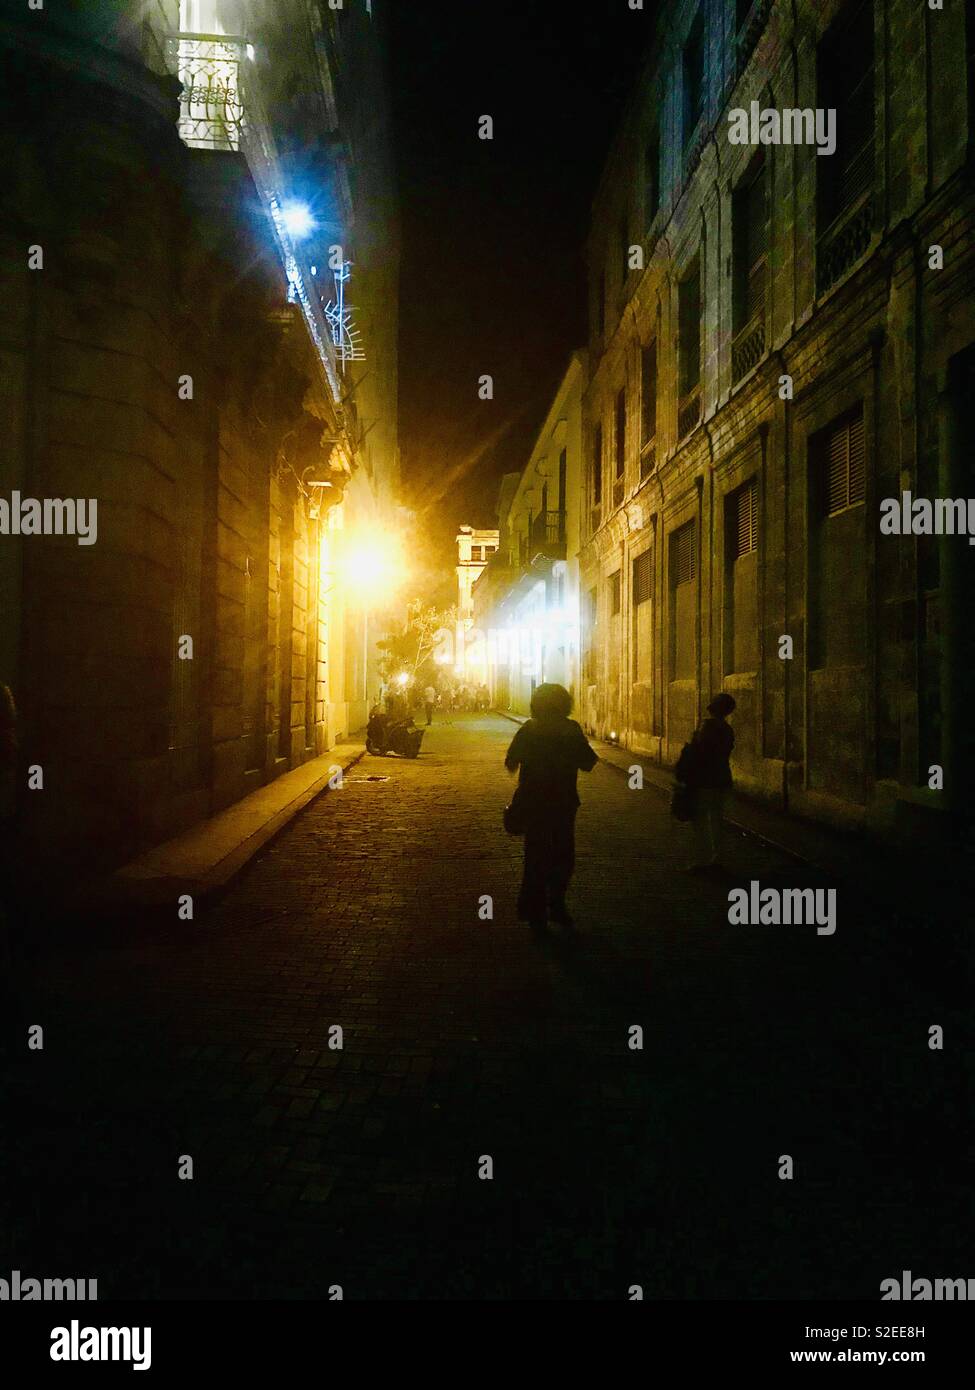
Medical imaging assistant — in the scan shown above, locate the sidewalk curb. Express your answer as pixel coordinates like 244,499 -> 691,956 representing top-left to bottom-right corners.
98,744 -> 367,913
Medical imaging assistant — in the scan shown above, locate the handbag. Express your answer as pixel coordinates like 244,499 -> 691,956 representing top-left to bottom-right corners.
502,785 -> 529,835
670,780 -> 697,823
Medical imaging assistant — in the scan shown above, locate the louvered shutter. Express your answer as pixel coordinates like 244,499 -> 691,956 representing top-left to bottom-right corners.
734,479 -> 758,559
848,412 -> 865,504
633,549 -> 653,606
824,409 -> 865,516
672,521 -> 696,585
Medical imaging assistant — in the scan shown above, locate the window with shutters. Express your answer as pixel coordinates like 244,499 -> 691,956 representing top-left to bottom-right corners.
671,520 -> 697,586
725,479 -> 760,673
820,410 -> 866,517
633,549 -> 653,606
808,406 -> 867,684
645,133 -> 661,228
670,520 -> 697,680
610,569 -> 622,616
818,0 -> 875,231
678,260 -> 701,397
632,548 -> 654,689
683,11 -> 705,152
730,479 -> 758,559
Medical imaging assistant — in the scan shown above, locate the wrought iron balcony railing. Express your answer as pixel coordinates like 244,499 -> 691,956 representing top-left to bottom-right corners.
678,386 -> 702,440
166,31 -> 246,151
529,508 -> 566,548
165,31 -> 354,406
732,313 -> 766,383
816,192 -> 875,298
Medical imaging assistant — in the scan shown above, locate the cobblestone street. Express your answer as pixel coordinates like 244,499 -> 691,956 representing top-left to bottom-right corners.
4,715 -> 969,1300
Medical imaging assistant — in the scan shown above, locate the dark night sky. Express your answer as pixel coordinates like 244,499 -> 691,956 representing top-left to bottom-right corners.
386,0 -> 656,584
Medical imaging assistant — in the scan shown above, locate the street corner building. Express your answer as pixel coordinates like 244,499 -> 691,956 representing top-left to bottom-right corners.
0,1 -> 400,877
572,0 -> 975,844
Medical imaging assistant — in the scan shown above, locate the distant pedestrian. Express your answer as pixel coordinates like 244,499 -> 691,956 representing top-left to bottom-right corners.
679,692 -> 736,871
423,684 -> 436,726
504,683 -> 597,930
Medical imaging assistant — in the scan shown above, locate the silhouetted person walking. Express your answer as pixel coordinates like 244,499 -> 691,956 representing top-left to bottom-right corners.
683,691 -> 736,870
504,683 -> 597,929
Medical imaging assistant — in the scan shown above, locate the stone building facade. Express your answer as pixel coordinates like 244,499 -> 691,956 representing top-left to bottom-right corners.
0,0 -> 399,874
474,352 -> 587,716
580,0 -> 975,839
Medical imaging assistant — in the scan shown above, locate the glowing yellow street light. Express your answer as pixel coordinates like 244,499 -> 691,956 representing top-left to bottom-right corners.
338,532 -> 408,606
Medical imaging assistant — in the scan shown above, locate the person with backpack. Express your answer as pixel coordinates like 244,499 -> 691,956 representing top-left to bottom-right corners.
675,692 -> 736,871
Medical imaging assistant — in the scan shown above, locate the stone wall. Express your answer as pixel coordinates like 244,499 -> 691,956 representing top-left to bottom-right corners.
580,0 -> 975,841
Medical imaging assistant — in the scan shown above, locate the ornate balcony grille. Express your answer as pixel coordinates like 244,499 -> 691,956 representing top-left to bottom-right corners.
817,193 -> 874,297
678,387 -> 701,440
732,314 -> 766,383
166,32 -> 247,151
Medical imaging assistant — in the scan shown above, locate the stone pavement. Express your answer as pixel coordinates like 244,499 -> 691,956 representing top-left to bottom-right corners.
3,715 -> 970,1300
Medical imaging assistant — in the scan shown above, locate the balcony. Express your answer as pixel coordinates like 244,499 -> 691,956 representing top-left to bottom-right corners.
732,313 -> 766,384
165,31 -> 348,408
817,193 -> 875,298
678,386 -> 701,440
529,508 -> 567,560
166,31 -> 246,150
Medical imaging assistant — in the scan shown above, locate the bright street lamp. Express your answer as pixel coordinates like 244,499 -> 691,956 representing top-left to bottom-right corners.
281,201 -> 316,238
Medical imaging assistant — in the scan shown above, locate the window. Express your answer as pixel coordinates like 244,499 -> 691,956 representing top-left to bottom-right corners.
592,422 -> 603,506
730,479 -> 758,559
821,410 -> 866,516
670,521 -> 697,681
678,259 -> 701,397
641,340 -> 657,447
645,133 -> 661,228
470,546 -> 483,562
671,520 -> 697,585
683,11 -> 705,150
818,0 -> 875,228
615,388 -> 626,478
633,549 -> 653,606
610,570 -> 622,616
733,160 -> 767,335
725,480 -> 760,674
